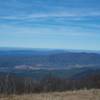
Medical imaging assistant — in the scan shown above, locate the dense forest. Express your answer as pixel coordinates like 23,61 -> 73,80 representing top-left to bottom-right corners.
0,71 -> 100,94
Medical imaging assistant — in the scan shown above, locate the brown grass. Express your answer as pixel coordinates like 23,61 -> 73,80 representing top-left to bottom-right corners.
0,89 -> 100,100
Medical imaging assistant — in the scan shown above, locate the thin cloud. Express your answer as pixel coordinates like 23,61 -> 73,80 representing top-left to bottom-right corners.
0,11 -> 100,20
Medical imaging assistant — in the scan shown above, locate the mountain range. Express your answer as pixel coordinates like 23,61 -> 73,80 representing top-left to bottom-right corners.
0,47 -> 100,80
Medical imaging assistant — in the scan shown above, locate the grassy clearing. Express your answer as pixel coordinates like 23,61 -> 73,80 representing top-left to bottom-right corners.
0,89 -> 100,100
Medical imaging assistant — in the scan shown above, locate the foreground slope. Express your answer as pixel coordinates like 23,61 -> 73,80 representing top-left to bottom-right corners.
1,89 -> 100,100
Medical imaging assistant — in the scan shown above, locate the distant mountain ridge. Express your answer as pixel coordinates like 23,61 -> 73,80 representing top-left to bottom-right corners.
0,47 -> 100,54
0,48 -> 100,69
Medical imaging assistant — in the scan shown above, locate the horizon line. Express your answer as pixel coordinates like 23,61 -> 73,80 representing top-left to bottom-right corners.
0,46 -> 100,52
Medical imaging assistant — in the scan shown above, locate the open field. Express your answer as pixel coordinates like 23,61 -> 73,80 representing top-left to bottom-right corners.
0,89 -> 100,100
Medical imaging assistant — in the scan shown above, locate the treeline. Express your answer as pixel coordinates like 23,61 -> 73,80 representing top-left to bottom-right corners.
0,73 -> 100,94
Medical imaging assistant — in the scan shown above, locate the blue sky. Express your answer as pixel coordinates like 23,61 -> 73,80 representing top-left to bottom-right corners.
0,0 -> 100,50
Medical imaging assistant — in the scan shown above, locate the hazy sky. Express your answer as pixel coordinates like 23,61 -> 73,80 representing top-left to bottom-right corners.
0,0 -> 100,50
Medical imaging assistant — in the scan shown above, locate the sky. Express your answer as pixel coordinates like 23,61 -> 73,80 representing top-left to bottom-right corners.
0,0 -> 100,50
